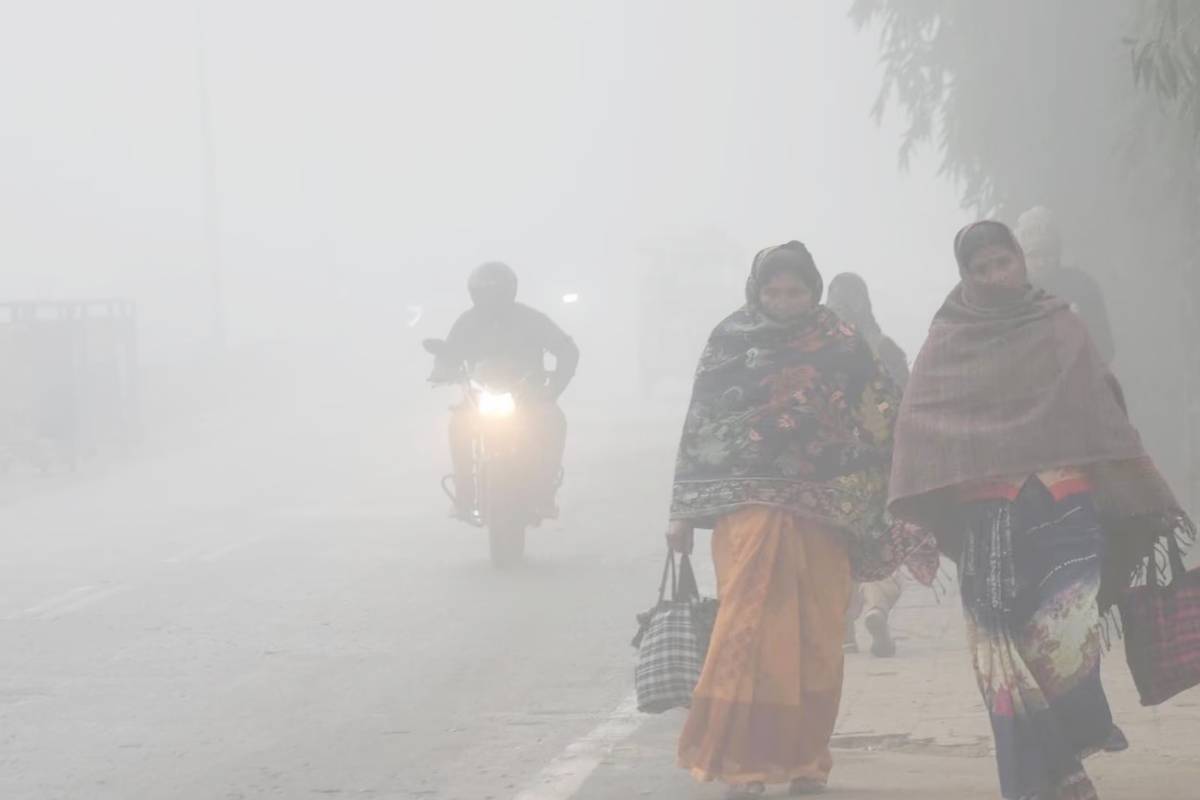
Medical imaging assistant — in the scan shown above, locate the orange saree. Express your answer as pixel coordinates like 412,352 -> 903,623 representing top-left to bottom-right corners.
678,505 -> 853,786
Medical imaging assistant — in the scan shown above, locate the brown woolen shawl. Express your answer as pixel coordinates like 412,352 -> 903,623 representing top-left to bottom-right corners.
888,284 -> 1194,608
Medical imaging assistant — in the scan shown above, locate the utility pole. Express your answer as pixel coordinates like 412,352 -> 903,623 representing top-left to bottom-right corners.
195,0 -> 226,349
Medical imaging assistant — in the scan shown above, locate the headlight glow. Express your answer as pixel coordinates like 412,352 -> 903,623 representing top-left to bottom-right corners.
478,390 -> 516,418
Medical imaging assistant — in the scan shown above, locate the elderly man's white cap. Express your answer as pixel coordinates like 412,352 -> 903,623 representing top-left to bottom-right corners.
1015,206 -> 1061,258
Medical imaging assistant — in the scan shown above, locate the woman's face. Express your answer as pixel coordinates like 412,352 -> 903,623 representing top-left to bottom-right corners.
759,271 -> 816,323
964,244 -> 1027,291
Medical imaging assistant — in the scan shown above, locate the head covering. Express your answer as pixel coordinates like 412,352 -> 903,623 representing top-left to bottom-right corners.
889,280 -> 1193,610
953,220 -> 1023,273
746,241 -> 823,310
670,246 -> 932,581
827,273 -> 876,333
1015,205 -> 1062,260
951,220 -> 1032,309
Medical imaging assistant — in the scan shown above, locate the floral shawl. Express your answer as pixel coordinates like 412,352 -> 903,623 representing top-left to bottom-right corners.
670,245 -> 934,581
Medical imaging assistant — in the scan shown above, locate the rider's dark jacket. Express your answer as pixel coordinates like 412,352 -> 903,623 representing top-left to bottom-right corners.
433,303 -> 579,399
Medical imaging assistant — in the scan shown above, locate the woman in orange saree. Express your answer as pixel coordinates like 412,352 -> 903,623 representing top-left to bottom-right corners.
667,242 -> 935,798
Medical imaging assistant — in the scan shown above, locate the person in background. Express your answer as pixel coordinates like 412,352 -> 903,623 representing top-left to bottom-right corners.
826,273 -> 909,387
429,262 -> 579,519
1016,206 -> 1115,365
889,220 -> 1193,800
667,242 -> 933,798
827,273 -> 910,657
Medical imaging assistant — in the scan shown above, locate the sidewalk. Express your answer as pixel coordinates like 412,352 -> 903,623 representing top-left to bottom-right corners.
572,575 -> 1200,799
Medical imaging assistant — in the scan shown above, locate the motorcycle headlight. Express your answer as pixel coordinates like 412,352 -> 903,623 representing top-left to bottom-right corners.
478,390 -> 516,418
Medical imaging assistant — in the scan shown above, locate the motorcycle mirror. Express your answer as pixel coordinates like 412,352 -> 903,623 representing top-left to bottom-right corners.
422,338 -> 448,356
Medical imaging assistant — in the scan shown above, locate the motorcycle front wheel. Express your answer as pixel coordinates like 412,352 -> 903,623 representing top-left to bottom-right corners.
488,518 -> 526,569
485,466 -> 526,569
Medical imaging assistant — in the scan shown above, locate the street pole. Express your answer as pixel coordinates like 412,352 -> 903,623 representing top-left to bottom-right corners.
195,0 -> 226,350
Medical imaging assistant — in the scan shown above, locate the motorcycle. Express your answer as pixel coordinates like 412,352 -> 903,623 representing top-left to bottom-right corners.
423,339 -> 556,567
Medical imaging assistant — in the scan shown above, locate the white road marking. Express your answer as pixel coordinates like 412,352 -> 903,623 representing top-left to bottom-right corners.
14,585 -> 96,618
9,584 -> 129,620
270,506 -> 407,522
164,533 -> 270,564
163,544 -> 213,564
197,533 -> 269,562
511,694 -> 645,800
41,585 -> 128,618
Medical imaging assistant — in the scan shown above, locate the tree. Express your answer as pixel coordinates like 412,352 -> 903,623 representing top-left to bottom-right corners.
1128,0 -> 1200,149
852,0 -> 1200,508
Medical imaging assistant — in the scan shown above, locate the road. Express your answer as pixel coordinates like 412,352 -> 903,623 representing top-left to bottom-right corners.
0,367 -> 684,800
3,366 -> 1198,799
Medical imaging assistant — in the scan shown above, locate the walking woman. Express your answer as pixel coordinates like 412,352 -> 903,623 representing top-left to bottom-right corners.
888,221 -> 1195,800
667,242 -> 934,798
828,272 -> 912,657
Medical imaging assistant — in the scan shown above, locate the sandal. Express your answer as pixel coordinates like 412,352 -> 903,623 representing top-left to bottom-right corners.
789,777 -> 827,795
725,782 -> 766,799
1103,724 -> 1129,752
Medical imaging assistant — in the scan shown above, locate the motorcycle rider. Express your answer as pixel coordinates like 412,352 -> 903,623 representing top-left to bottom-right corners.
429,261 -> 579,520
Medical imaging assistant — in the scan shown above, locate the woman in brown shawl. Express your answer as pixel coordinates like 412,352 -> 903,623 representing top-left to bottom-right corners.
668,242 -> 935,798
889,221 -> 1195,800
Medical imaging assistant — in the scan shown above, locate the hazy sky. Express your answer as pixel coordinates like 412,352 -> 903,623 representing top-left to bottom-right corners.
0,1 -> 968,360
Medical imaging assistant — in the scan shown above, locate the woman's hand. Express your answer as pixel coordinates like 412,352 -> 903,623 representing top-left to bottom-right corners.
666,520 -> 695,554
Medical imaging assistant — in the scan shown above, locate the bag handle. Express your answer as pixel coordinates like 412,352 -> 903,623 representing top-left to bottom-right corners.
677,553 -> 701,601
657,550 -> 678,605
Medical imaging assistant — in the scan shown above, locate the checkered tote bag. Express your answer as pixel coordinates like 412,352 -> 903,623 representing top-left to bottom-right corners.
1120,534 -> 1200,706
631,552 -> 717,714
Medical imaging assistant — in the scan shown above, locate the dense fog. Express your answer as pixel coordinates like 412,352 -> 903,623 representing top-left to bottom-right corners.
2,3 -> 1195,799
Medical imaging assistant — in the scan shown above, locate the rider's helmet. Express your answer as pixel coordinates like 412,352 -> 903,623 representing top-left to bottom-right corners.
468,262 -> 519,309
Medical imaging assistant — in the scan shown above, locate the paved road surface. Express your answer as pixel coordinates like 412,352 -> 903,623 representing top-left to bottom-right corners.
3,371 -> 1198,799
